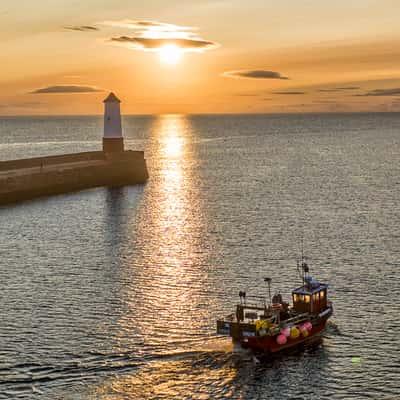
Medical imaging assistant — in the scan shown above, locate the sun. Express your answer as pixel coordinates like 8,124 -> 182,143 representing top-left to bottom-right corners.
159,44 -> 182,65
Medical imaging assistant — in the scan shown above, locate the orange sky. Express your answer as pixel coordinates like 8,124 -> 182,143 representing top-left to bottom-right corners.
1,0 -> 400,115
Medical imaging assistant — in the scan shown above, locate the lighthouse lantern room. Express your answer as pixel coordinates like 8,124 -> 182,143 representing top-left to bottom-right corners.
103,92 -> 124,153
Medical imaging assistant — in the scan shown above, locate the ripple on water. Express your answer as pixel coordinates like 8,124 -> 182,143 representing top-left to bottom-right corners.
1,113 -> 400,399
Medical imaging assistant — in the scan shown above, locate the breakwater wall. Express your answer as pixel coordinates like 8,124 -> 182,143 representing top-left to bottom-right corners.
0,151 -> 149,206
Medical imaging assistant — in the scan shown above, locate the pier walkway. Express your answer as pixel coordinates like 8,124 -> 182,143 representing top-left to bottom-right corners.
0,151 -> 148,205
0,159 -> 105,179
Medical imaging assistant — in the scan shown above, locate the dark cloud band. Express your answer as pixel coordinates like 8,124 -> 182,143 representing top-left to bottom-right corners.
318,86 -> 360,92
64,26 -> 98,32
223,70 -> 289,80
273,91 -> 306,95
30,85 -> 103,94
110,36 -> 217,51
355,88 -> 400,97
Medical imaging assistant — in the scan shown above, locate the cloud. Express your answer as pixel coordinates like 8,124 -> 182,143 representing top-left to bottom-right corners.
336,86 -> 360,90
102,20 -> 193,32
64,26 -> 99,32
355,88 -> 400,97
30,85 -> 103,94
106,20 -> 217,52
223,70 -> 289,80
110,36 -> 217,51
317,86 -> 360,92
317,89 -> 339,93
273,91 -> 306,95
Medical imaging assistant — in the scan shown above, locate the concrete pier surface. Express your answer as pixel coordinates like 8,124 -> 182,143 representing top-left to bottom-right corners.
0,151 -> 149,206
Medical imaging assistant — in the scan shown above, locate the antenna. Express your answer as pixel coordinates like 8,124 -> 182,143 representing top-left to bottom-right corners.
264,277 -> 272,306
301,236 -> 304,262
297,235 -> 310,286
296,258 -> 303,282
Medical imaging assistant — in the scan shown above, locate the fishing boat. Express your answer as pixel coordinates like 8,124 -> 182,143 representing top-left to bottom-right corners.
216,255 -> 333,355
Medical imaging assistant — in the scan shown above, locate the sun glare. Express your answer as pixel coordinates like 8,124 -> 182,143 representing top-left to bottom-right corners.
159,45 -> 182,65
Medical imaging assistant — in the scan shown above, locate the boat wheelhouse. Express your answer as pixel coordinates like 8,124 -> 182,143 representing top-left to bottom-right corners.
292,277 -> 328,315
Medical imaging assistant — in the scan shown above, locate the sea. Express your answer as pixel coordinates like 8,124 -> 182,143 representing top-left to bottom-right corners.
0,113 -> 399,399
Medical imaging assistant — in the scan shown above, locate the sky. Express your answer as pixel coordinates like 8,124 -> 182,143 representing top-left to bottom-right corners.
1,0 -> 400,115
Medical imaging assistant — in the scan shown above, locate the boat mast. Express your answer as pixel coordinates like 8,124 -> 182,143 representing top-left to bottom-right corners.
264,277 -> 272,306
297,236 -> 309,286
301,237 -> 305,286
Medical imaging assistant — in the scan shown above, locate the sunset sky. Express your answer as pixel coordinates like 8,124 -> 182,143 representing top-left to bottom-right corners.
1,0 -> 400,115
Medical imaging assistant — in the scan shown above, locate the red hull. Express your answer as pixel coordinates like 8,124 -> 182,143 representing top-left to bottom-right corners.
247,321 -> 326,353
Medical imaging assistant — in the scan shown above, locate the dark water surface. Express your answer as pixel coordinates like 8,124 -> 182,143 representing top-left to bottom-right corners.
0,113 -> 399,399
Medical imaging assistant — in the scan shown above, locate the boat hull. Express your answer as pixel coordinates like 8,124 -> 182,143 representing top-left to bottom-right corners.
246,320 -> 326,354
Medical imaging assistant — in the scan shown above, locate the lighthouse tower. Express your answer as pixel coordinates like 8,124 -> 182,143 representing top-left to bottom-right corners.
103,92 -> 124,153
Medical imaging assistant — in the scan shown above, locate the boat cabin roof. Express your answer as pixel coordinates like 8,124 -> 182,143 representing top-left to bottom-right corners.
292,282 -> 328,295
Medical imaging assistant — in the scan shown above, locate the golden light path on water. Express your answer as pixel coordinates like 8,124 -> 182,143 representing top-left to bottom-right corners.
93,115 -> 234,399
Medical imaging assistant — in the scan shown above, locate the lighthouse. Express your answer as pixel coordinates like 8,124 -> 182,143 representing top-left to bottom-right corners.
103,92 -> 124,153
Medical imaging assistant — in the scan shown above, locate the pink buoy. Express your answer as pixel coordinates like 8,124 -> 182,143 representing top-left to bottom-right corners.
305,322 -> 313,331
276,334 -> 287,345
299,324 -> 308,333
281,327 -> 290,337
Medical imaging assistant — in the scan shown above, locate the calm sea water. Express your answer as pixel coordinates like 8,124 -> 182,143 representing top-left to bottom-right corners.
0,113 -> 399,399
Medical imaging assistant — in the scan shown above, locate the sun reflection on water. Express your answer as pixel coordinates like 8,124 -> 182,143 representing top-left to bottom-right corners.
158,115 -> 186,232
113,114 -> 215,352
89,115 -> 232,399
159,114 -> 186,158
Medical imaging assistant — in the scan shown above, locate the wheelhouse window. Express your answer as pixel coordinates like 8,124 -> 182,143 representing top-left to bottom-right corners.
293,293 -> 312,304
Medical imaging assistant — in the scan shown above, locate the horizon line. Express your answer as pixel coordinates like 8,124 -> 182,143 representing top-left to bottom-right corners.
1,110 -> 400,118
